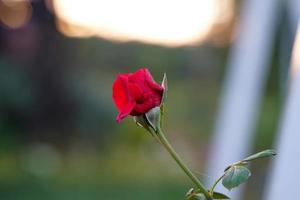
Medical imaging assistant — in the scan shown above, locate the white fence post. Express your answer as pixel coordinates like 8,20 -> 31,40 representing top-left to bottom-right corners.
205,0 -> 279,199
264,14 -> 300,200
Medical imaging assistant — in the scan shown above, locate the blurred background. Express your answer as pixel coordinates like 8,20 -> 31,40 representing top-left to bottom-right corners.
0,0 -> 294,199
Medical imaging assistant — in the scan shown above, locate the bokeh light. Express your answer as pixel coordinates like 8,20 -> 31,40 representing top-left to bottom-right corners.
0,0 -> 32,29
52,0 -> 233,46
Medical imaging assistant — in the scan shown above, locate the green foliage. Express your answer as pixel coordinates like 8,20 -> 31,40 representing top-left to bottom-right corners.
211,192 -> 230,199
185,188 -> 230,200
185,188 -> 206,200
217,149 -> 276,192
192,193 -> 206,200
242,149 -> 276,162
0,179 -> 185,200
222,166 -> 251,190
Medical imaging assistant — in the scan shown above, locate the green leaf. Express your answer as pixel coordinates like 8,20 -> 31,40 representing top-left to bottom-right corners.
242,149 -> 276,162
185,188 -> 195,197
186,193 -> 206,200
211,192 -> 230,199
145,106 -> 161,131
222,165 -> 251,191
193,194 -> 206,200
185,189 -> 206,200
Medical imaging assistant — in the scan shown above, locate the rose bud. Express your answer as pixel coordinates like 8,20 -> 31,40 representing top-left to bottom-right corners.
112,68 -> 164,123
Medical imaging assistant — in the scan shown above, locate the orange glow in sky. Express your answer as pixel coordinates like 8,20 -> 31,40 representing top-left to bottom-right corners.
53,0 -> 232,46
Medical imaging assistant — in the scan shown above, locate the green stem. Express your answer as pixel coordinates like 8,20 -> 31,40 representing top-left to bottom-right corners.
156,127 -> 211,199
209,173 -> 225,196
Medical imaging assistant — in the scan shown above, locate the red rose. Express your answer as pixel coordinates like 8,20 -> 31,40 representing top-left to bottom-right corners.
112,68 -> 164,123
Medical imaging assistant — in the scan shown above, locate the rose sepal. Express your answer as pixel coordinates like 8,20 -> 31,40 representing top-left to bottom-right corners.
133,73 -> 168,133
133,115 -> 153,135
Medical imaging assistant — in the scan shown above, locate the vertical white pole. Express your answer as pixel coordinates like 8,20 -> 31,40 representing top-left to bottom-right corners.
264,2 -> 300,199
206,0 -> 279,199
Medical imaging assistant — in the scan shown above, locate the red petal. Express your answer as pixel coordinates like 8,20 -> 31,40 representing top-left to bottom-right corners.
128,68 -> 147,86
143,68 -> 163,92
116,101 -> 136,123
112,74 -> 132,111
129,68 -> 163,92
132,97 -> 153,114
128,83 -> 143,102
